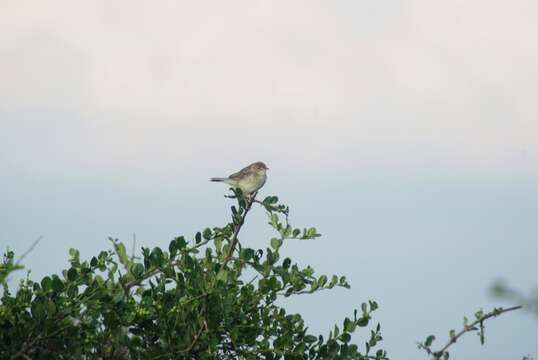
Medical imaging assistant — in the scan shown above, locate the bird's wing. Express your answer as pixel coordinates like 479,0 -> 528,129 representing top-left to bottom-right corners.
228,164 -> 251,180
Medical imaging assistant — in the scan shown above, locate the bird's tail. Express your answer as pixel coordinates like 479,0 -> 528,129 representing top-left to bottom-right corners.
210,177 -> 226,182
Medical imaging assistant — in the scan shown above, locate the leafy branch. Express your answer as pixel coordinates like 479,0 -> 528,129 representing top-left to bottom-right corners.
1,236 -> 43,289
418,305 -> 522,359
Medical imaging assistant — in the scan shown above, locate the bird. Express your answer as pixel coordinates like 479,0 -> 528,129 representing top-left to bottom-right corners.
210,161 -> 269,196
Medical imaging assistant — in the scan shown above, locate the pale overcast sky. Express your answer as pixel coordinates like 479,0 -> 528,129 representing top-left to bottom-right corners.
1,1 -> 537,358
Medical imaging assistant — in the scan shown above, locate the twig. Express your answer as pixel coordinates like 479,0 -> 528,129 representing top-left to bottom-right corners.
130,233 -> 137,262
246,275 -> 258,286
9,334 -> 42,360
16,236 -> 43,265
221,192 -> 256,269
432,305 -> 522,359
276,286 -> 335,297
175,302 -> 209,356
183,321 -> 206,353
124,262 -> 174,290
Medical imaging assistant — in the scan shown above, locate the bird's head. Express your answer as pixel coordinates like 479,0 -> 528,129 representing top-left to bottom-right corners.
251,161 -> 269,174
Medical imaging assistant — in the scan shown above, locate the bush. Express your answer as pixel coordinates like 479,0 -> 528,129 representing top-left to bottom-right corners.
0,190 -> 387,359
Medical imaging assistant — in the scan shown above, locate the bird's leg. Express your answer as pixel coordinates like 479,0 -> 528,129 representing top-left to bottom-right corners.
246,191 -> 258,208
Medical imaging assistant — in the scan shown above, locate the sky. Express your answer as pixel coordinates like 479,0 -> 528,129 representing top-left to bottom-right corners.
1,0 -> 537,358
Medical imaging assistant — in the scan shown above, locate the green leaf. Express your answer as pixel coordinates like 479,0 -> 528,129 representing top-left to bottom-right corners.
67,268 -> 78,281
47,300 -> 56,316
51,276 -> 64,292
344,317 -> 355,332
131,263 -> 145,279
240,248 -> 255,261
216,270 -> 228,283
304,335 -> 318,343
169,240 -> 178,258
357,317 -> 369,327
271,238 -> 283,250
425,335 -> 436,347
150,247 -> 164,267
175,236 -> 187,249
302,227 -> 320,239
112,286 -> 124,303
339,333 -> 351,343
68,248 -> 80,262
283,225 -> 292,238
329,275 -> 338,288
214,237 -> 223,252
31,299 -> 46,320
114,241 -> 129,266
270,214 -> 279,228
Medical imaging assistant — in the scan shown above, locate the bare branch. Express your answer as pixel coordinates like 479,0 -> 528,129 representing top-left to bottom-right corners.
16,236 -> 43,265
130,233 -> 137,262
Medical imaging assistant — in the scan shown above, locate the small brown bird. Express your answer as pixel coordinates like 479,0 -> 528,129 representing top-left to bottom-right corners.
210,161 -> 269,195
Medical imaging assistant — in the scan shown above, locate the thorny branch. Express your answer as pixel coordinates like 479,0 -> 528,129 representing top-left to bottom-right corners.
431,305 -> 522,360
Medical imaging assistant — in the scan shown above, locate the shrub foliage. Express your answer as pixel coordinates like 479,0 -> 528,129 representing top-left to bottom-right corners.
0,190 -> 387,359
